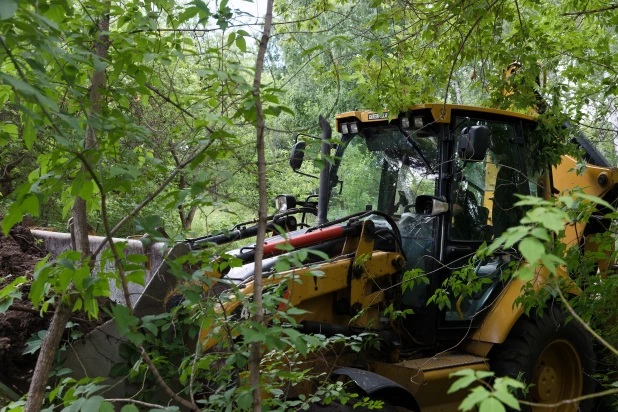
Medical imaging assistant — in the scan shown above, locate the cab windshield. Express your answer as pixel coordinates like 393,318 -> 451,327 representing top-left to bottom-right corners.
328,125 -> 439,221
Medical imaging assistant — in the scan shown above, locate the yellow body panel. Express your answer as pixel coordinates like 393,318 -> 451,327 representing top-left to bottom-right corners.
371,352 -> 489,411
552,155 -> 617,249
469,271 -> 538,344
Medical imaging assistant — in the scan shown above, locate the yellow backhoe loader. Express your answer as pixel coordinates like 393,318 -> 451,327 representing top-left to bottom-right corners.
51,101 -> 617,411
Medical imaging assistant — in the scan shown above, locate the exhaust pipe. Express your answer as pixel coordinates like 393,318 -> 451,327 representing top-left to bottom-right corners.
317,115 -> 331,225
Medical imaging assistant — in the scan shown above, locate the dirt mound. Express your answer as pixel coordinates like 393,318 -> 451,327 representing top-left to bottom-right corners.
0,223 -> 48,395
0,222 -> 46,279
0,223 -> 112,396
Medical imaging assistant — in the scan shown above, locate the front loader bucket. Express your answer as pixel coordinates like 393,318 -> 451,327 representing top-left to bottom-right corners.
31,230 -> 169,306
59,242 -> 191,398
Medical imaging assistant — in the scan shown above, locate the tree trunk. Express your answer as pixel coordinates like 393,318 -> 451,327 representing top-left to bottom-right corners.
249,1 -> 274,411
176,172 -> 198,230
183,206 -> 197,230
24,6 -> 109,412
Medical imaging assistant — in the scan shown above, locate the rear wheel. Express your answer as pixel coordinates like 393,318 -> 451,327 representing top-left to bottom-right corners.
489,306 -> 595,412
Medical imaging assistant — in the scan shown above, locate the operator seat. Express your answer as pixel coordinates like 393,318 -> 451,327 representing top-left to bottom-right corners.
452,188 -> 491,241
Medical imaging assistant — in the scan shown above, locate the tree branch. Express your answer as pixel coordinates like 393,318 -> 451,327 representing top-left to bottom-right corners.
562,4 -> 618,16
106,398 -> 171,410
555,286 -> 618,358
520,387 -> 618,408
25,5 -> 110,411
442,0 -> 500,116
250,0 -> 274,410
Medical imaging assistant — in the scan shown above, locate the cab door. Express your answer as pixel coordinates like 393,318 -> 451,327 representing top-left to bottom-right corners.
437,113 -> 530,337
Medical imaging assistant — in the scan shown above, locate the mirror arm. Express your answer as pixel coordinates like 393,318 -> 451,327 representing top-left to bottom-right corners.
295,132 -> 322,142
453,116 -> 471,133
293,169 -> 319,180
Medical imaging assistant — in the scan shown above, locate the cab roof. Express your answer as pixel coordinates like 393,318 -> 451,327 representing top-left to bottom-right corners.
334,103 -> 537,130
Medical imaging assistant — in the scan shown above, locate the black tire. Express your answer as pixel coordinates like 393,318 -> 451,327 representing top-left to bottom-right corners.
489,305 -> 596,411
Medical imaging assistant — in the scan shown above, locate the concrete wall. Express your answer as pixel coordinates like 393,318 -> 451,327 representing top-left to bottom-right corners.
30,230 -> 166,306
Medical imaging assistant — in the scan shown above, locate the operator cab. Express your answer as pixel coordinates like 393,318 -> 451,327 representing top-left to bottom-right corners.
290,104 -> 548,345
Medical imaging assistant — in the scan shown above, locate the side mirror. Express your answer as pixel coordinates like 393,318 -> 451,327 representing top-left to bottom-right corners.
459,125 -> 490,161
275,194 -> 297,211
289,141 -> 306,170
415,195 -> 448,216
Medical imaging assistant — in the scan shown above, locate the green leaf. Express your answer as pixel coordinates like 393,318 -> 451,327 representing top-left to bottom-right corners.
120,405 -> 139,412
23,118 -> 35,149
514,266 -> 534,281
294,336 -> 308,356
1,74 -> 39,97
99,401 -> 115,412
530,227 -> 550,241
65,398 -> 86,412
0,275 -> 27,310
236,35 -> 247,52
236,391 -> 253,410
286,307 -> 308,315
2,193 -> 39,235
179,6 -> 200,23
242,325 -> 266,343
474,371 -> 495,380
112,305 -> 139,336
493,376 -> 526,391
447,375 -> 477,394
449,369 -> 476,378
24,330 -> 47,355
459,386 -> 491,411
3,123 -> 17,135
134,70 -> 146,86
275,259 -> 290,273
518,237 -> 544,264
493,389 -> 521,410
574,193 -> 615,211
142,322 -> 158,336
479,397 -> 506,412
558,195 -> 574,208
78,179 -> 94,201
0,0 -> 17,20
127,331 -> 145,346
227,31 -> 236,45
81,396 -> 104,412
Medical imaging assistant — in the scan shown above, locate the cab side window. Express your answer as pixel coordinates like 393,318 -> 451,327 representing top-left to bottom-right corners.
522,123 -> 549,199
450,120 -> 527,241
